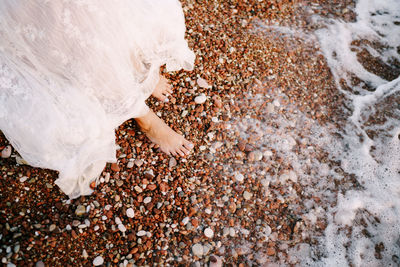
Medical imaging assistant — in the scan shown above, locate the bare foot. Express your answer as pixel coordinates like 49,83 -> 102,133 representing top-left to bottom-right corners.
135,110 -> 193,157
152,76 -> 173,102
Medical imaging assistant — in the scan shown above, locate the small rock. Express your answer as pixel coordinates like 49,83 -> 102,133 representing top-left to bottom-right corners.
134,186 -> 143,193
182,217 -> 190,225
267,102 -> 275,113
248,150 -> 263,161
169,157 -> 177,168
137,230 -> 146,237
228,202 -> 237,213
192,243 -> 204,257
126,208 -> 135,218
147,184 -> 157,191
134,159 -> 144,167
75,205 -> 86,216
19,176 -> 28,183
110,163 -> 120,172
93,256 -> 104,266
197,77 -> 211,88
116,180 -> 123,187
82,249 -> 88,259
118,224 -> 127,232
143,197 -> 152,204
35,261 -> 45,267
204,228 -> 214,238
234,173 -> 244,182
127,161 -> 134,168
243,191 -> 253,200
49,224 -> 56,232
267,247 -> 276,256
1,145 -> 11,158
194,94 -> 207,104
229,227 -> 236,237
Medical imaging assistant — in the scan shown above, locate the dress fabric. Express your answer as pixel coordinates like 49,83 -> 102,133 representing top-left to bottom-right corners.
0,0 -> 195,198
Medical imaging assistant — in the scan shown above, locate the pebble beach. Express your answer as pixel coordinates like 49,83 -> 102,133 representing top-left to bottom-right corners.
2,0 -> 399,266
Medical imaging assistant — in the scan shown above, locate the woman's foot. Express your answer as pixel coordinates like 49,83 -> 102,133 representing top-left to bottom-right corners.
152,76 -> 173,102
135,110 -> 193,157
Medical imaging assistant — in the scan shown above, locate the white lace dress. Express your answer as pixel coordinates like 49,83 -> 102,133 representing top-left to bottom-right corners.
0,0 -> 195,198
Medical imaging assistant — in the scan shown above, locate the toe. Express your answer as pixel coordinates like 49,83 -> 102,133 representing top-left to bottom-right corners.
180,146 -> 190,155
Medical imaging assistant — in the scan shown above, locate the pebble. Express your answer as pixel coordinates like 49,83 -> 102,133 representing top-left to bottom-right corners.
204,228 -> 214,238
243,191 -> 253,200
127,161 -> 134,168
248,150 -> 263,161
118,224 -> 126,232
19,176 -> 28,183
1,145 -> 11,158
169,157 -> 177,168
137,230 -> 146,237
75,205 -> 86,216
49,224 -> 56,232
197,77 -> 211,88
234,173 -> 244,182
266,102 -> 275,113
143,197 -> 152,204
192,243 -> 204,257
126,208 -> 135,218
82,249 -> 88,259
134,186 -> 143,193
93,256 -> 104,266
134,159 -> 144,167
35,261 -> 45,267
116,180 -> 123,187
194,94 -> 207,104
182,217 -> 190,225
229,227 -> 236,237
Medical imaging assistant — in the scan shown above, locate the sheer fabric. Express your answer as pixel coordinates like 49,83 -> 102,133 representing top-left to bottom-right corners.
0,0 -> 195,198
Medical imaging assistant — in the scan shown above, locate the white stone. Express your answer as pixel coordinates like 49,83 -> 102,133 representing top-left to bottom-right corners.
263,150 -> 273,157
192,243 -> 204,257
137,230 -> 146,237
143,197 -> 152,204
82,249 -> 88,259
65,225 -> 72,231
181,110 -> 188,117
126,208 -> 135,218
93,256 -> 104,266
1,145 -> 11,158
182,217 -> 190,225
19,176 -> 28,183
127,161 -> 134,168
197,77 -> 211,88
94,225 -> 100,231
243,191 -> 253,200
204,228 -> 214,238
273,99 -> 280,107
118,224 -> 126,232
234,173 -> 244,182
229,227 -> 236,237
115,217 -> 122,225
134,186 -> 143,193
194,94 -> 207,104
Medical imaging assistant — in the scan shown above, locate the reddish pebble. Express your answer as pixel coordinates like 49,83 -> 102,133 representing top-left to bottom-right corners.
111,163 -> 120,172
147,184 -> 157,191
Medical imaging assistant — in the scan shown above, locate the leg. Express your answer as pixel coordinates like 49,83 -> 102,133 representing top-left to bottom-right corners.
152,75 -> 173,102
135,109 -> 193,157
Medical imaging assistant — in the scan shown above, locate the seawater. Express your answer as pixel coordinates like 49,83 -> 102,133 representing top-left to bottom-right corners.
227,0 -> 400,265
316,0 -> 400,265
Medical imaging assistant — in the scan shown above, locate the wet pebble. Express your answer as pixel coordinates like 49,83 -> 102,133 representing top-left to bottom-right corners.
197,77 -> 211,88
194,94 -> 207,104
93,256 -> 104,266
1,145 -> 11,158
204,227 -> 214,238
243,191 -> 253,200
192,243 -> 204,257
127,161 -> 134,168
126,208 -> 135,218
169,157 -> 177,168
75,205 -> 86,216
